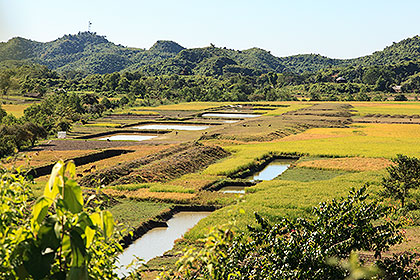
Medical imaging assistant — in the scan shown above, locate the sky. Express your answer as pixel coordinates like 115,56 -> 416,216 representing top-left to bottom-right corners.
1,0 -> 420,59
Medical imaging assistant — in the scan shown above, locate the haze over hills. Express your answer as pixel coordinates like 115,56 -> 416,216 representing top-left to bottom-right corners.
0,32 -> 420,75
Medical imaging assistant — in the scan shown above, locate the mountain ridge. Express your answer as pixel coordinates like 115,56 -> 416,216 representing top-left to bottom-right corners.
1,32 -> 420,75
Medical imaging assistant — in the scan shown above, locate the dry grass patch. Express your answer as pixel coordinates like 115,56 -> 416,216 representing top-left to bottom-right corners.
3,150 -> 96,168
168,173 -> 223,190
2,104 -> 32,117
297,157 -> 392,172
75,145 -> 170,174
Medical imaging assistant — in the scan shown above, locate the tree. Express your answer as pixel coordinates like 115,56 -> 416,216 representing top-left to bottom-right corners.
0,105 -> 6,122
382,154 -> 420,207
0,161 -> 122,279
0,71 -> 12,99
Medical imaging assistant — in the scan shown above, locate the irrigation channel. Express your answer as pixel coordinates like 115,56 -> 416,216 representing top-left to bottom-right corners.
98,135 -> 158,141
219,159 -> 295,194
133,124 -> 210,130
117,211 -> 212,277
116,158 -> 295,277
201,113 -> 261,118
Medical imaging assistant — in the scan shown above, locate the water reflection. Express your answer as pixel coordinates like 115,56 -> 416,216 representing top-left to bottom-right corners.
117,211 -> 211,277
202,113 -> 261,118
98,135 -> 157,141
134,124 -> 210,130
246,159 -> 293,181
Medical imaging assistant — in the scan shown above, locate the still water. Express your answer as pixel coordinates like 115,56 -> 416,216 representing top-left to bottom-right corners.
134,124 -> 210,130
202,113 -> 261,118
246,159 -> 293,181
219,186 -> 246,194
98,135 -> 157,141
117,211 -> 212,277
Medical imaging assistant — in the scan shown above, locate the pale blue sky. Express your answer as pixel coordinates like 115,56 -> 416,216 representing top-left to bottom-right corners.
1,0 -> 420,59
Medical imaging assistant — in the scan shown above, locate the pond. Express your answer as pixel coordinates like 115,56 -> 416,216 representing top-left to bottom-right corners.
246,159 -> 294,181
133,124 -> 210,131
219,186 -> 246,194
202,113 -> 261,118
117,211 -> 212,277
98,135 -> 157,141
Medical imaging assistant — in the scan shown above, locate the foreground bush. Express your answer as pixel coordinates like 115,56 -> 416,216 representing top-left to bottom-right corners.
161,186 -> 410,280
0,161 -> 122,279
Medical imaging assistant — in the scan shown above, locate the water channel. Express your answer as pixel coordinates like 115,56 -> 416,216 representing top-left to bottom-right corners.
98,135 -> 157,141
246,159 -> 293,181
202,113 -> 261,118
219,186 -> 246,194
117,211 -> 212,278
133,124 -> 210,130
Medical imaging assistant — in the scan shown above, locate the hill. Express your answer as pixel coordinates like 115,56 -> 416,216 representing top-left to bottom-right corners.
1,32 -> 420,75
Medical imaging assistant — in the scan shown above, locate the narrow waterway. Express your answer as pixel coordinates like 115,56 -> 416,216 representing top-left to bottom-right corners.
202,113 -> 261,118
117,211 -> 212,278
246,159 -> 293,181
98,135 -> 157,141
219,186 -> 246,194
133,124 -> 210,130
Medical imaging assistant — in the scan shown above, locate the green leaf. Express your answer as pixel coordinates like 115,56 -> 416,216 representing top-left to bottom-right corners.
85,226 -> 95,248
101,210 -> 114,241
45,160 -> 64,199
63,180 -> 83,213
31,197 -> 51,229
65,161 -> 76,178
67,266 -> 88,280
70,229 -> 87,267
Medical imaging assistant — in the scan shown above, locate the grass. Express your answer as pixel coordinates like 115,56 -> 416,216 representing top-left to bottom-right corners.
112,182 -> 195,194
108,199 -> 172,230
186,170 -> 384,239
278,167 -> 351,182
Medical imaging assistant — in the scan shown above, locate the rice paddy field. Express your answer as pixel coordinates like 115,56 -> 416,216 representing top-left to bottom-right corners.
9,100 -> 420,276
2,103 -> 32,117
351,101 -> 420,116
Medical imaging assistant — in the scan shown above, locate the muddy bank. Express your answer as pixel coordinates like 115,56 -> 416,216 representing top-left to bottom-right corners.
75,129 -> 169,140
27,149 -> 133,178
121,120 -> 223,129
29,139 -> 146,151
205,179 -> 256,192
120,205 -> 217,249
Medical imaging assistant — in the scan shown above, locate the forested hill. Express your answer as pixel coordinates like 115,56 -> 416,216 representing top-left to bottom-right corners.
1,32 -> 420,75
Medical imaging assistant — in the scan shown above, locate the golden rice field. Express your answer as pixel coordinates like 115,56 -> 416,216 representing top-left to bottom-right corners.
2,104 -> 31,117
296,157 -> 392,171
203,123 -> 420,175
350,102 -> 420,116
187,170 -> 384,239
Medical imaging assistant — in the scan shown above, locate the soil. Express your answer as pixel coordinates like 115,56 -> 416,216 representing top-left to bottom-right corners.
27,139 -> 150,151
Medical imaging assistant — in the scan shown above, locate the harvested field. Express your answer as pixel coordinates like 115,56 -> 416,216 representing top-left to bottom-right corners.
80,142 -> 229,187
29,139 -> 149,151
103,188 -> 196,203
296,157 -> 392,171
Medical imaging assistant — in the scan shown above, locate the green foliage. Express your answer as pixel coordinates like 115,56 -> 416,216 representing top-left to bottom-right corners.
0,161 -> 123,279
382,154 -> 420,207
163,187 -> 402,280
